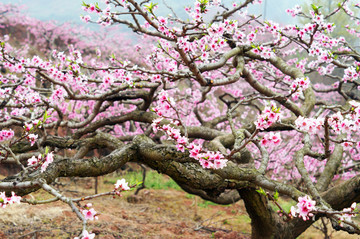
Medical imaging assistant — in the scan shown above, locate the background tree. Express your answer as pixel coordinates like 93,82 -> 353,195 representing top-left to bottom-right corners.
1,0 -> 360,238
299,0 -> 360,45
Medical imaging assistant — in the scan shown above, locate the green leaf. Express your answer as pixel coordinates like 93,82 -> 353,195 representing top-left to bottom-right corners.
43,110 -> 51,122
45,146 -> 49,155
272,106 -> 280,113
311,4 -> 318,11
198,0 -> 209,12
311,3 -> 322,14
256,187 -> 266,196
36,120 -> 41,127
145,2 -> 158,13
274,191 -> 279,201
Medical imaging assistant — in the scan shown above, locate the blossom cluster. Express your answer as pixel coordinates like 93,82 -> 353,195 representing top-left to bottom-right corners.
338,203 -> 357,226
327,101 -> 360,134
286,5 -> 302,17
342,65 -> 360,83
24,119 -> 44,146
0,191 -> 21,208
252,46 -> 275,59
27,152 -> 54,172
80,15 -> 91,23
188,143 -> 227,169
81,1 -> 113,26
290,195 -> 358,226
290,77 -> 310,100
113,178 -> 131,197
24,121 -> 40,131
0,84 -> 42,110
0,129 -> 14,142
290,195 -> 316,221
187,0 -> 211,22
152,90 -> 176,118
255,104 -> 281,130
51,87 -> 66,103
151,90 -> 227,169
152,118 -> 227,169
295,116 -> 324,134
264,20 -> 281,36
74,230 -> 95,239
82,3 -> 100,14
81,203 -> 98,221
292,100 -> 360,141
27,134 -> 38,146
260,132 -> 282,147
114,178 -> 130,194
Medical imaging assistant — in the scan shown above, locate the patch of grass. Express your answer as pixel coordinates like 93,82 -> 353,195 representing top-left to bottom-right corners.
29,189 -> 56,201
185,194 -> 229,208
198,200 -> 218,208
104,170 -> 181,190
269,197 -> 296,213
236,215 -> 251,224
185,194 -> 195,199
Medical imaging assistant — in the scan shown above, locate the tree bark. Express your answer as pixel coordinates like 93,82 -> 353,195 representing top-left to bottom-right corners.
3,134 -> 360,237
238,188 -> 277,239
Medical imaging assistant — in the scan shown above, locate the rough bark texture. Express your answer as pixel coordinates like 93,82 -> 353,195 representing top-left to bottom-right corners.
3,132 -> 360,238
238,188 -> 276,239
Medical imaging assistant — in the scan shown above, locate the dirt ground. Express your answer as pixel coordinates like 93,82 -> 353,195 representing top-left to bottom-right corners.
0,177 -> 251,239
0,177 -> 358,239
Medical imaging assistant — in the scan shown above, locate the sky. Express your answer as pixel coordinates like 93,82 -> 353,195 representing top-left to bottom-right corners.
0,0 -> 300,27
1,0 -> 86,24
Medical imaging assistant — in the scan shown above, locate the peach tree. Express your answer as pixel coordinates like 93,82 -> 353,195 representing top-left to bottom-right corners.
1,0 -> 360,238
